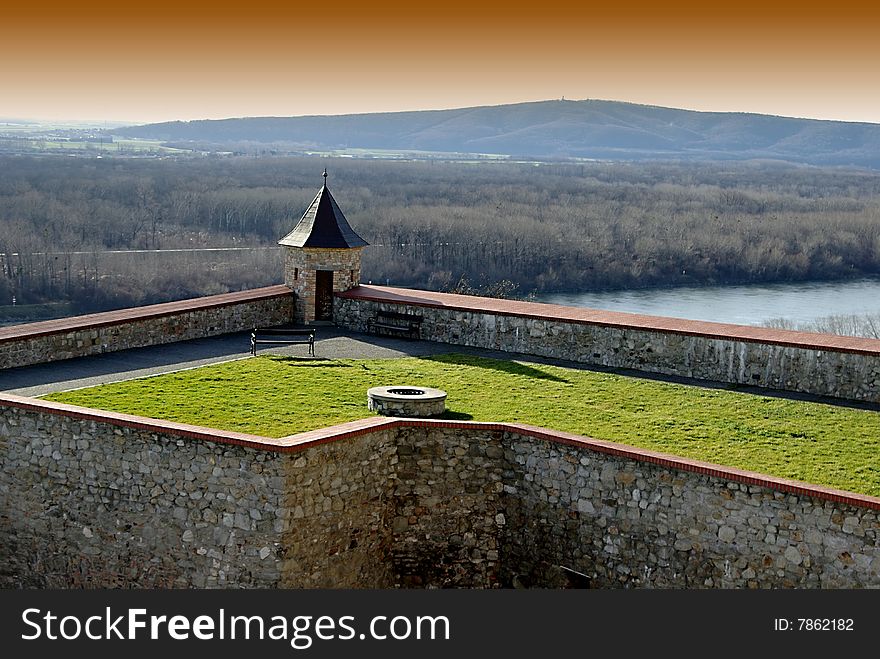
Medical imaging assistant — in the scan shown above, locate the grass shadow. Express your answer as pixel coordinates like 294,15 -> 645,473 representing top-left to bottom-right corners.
440,410 -> 475,421
267,356 -> 354,368
419,353 -> 568,383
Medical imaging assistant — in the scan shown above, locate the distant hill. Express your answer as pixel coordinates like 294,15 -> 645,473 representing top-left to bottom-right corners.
114,99 -> 880,167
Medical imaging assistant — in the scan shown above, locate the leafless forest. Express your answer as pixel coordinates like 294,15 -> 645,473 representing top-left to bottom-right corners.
764,313 -> 880,339
1,155 -> 879,318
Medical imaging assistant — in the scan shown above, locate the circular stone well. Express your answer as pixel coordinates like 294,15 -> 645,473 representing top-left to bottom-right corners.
367,386 -> 447,417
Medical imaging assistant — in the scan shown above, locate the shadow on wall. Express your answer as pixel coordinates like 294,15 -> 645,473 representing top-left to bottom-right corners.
419,353 -> 569,383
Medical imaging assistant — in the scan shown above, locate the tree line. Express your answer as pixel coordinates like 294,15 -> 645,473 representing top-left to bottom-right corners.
1,155 -> 879,318
764,313 -> 880,339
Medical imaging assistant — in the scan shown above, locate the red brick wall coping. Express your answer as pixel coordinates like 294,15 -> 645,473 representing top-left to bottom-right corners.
0,285 -> 294,344
339,285 -> 880,356
3,392 -> 877,512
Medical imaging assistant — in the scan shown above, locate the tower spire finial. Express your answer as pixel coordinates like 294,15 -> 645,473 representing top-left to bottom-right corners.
322,168 -> 328,186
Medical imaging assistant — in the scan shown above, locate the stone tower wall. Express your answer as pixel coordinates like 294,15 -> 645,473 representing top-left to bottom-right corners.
284,247 -> 362,324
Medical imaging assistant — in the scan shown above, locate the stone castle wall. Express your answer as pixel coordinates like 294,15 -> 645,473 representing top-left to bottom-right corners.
498,428 -> 878,588
335,286 -> 880,403
0,286 -> 294,370
2,396 -> 877,589
278,426 -> 397,588
392,425 -> 505,587
0,399 -> 396,588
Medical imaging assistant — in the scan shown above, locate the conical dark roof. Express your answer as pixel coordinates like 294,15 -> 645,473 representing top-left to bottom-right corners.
278,178 -> 368,249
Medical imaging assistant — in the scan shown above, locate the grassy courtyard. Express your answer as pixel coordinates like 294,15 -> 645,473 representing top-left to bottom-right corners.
44,354 -> 880,496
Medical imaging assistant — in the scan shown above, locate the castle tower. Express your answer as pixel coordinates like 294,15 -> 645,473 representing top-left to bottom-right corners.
279,170 -> 368,324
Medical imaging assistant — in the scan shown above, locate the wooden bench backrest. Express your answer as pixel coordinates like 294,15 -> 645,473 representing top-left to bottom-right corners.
252,328 -> 315,336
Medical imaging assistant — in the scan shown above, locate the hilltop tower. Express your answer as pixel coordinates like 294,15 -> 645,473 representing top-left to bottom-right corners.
279,170 -> 368,324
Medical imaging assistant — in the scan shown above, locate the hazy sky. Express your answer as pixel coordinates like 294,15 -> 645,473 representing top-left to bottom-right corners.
3,1 -> 879,124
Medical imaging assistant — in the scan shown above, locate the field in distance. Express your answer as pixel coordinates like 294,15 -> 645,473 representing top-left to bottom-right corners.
44,353 -> 880,497
0,120 -> 187,155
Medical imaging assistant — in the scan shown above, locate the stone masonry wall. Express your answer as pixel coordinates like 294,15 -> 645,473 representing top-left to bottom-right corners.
385,425 -> 879,588
392,425 -> 505,587
0,401 -> 396,588
335,288 -> 880,403
2,397 -> 877,589
278,428 -> 397,588
0,286 -> 294,370
499,429 -> 878,588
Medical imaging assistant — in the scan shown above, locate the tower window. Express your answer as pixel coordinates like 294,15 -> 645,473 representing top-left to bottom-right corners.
294,268 -> 299,280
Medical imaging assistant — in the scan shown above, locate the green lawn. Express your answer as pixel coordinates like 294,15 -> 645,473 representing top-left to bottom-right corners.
43,354 -> 880,496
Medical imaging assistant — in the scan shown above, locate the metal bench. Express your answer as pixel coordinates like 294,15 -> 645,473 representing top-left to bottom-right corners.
367,310 -> 423,339
250,327 -> 315,356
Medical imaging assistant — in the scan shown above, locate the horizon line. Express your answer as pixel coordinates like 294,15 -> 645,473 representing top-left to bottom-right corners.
12,97 -> 880,129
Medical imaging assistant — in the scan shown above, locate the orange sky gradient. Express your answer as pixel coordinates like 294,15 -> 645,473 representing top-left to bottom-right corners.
2,1 -> 879,124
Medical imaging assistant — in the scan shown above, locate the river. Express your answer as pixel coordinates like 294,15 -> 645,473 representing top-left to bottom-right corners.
539,278 -> 880,326
4,278 -> 880,330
